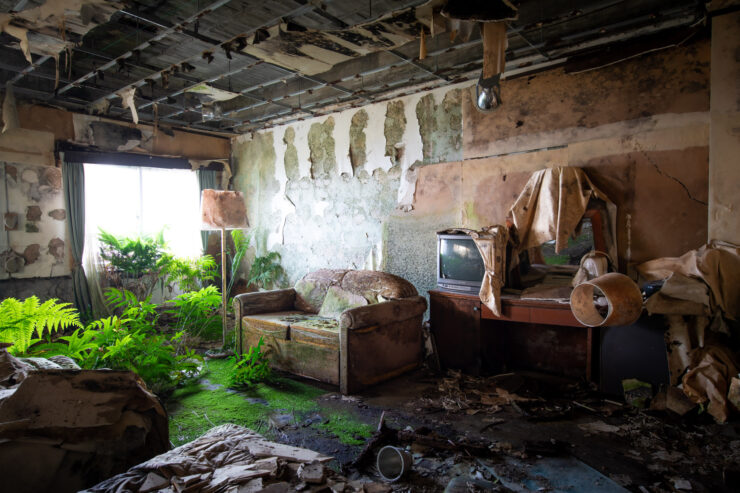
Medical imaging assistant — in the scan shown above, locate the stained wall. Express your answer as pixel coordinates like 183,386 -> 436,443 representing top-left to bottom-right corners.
233,38 -> 714,301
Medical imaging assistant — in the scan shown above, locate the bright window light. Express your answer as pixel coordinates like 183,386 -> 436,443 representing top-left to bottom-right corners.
83,163 -> 202,260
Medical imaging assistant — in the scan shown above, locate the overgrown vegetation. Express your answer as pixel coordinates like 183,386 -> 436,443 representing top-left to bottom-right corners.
249,251 -> 284,290
98,229 -> 171,298
168,359 -> 374,447
167,286 -> 222,340
165,255 -> 218,292
228,336 -> 271,387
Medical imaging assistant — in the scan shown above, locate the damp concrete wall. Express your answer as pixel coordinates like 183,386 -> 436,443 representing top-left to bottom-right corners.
232,39 -> 715,303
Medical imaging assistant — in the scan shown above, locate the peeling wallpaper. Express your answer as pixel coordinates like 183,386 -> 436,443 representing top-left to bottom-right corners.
230,41 -> 716,300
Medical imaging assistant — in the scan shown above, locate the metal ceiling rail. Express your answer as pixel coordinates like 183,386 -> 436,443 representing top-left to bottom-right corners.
59,0 -> 237,99
9,55 -> 51,84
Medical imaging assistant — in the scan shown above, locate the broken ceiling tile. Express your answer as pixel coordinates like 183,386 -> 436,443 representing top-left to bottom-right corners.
25,222 -> 39,233
48,209 -> 66,221
186,84 -> 240,102
3,212 -> 18,231
25,205 -> 41,221
48,237 -> 65,262
23,244 -> 40,265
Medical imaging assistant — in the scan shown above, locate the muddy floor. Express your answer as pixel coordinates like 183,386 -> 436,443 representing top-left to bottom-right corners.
245,367 -> 740,493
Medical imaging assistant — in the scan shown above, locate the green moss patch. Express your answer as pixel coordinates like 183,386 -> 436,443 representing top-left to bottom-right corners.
167,359 -> 374,447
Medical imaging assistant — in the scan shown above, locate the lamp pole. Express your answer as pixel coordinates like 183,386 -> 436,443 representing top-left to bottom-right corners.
221,226 -> 228,348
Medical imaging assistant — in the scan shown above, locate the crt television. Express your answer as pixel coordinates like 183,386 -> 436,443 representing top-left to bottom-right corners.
437,233 -> 485,293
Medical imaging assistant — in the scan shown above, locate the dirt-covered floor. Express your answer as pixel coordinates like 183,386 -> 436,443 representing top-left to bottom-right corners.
166,361 -> 740,492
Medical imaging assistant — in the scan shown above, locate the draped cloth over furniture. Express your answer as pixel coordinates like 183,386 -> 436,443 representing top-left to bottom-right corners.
62,159 -> 93,315
509,167 -> 618,265
197,168 -> 219,253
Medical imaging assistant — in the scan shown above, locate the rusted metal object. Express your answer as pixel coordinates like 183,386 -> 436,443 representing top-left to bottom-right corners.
570,272 -> 643,327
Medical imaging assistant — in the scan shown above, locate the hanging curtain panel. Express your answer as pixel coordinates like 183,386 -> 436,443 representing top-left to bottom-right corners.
61,159 -> 93,316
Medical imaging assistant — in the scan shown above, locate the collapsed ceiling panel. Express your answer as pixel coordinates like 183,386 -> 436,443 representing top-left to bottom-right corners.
0,0 -> 707,135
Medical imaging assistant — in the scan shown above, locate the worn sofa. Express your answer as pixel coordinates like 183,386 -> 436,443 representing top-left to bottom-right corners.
233,269 -> 427,394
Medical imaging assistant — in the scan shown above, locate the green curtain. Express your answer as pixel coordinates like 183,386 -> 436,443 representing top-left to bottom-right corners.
62,160 -> 93,316
197,168 -> 218,253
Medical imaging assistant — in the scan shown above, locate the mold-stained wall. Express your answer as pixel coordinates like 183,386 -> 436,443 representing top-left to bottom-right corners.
233,39 -> 713,301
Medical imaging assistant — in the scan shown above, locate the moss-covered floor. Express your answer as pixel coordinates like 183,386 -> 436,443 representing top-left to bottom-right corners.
165,359 -> 375,460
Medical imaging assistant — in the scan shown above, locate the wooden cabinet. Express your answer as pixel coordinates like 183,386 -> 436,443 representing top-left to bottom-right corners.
429,290 -> 482,375
430,289 -> 597,381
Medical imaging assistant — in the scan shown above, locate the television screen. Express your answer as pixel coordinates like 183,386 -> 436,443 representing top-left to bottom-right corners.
439,237 -> 485,282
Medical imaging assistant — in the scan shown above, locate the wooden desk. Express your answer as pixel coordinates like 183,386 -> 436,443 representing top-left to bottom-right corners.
429,289 -> 597,381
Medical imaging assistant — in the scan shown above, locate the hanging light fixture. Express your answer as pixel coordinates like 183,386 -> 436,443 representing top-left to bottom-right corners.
475,21 -> 507,113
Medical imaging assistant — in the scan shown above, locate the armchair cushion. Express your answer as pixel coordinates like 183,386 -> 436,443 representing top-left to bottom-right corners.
317,286 -> 368,319
294,269 -> 348,313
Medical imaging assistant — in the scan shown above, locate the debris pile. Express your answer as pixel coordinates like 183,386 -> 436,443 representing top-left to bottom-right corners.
0,346 -> 169,493
84,424 -> 392,493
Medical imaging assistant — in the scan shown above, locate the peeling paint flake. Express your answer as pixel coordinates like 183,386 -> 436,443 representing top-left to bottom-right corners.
308,117 -> 337,179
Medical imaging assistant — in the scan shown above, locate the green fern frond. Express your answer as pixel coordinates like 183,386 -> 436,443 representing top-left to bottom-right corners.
0,296 -> 81,355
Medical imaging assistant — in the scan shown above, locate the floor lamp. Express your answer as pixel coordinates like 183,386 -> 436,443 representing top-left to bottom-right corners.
200,189 -> 248,350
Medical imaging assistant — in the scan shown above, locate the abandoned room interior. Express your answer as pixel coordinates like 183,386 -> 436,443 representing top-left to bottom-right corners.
0,0 -> 739,491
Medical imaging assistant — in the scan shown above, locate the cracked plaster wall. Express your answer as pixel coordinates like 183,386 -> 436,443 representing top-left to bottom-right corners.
233,40 -> 712,301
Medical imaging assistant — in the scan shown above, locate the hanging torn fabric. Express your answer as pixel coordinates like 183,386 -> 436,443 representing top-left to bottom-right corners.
439,225 -> 509,317
509,167 -> 618,266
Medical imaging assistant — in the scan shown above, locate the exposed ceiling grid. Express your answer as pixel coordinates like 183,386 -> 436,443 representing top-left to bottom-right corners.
0,0 -> 706,135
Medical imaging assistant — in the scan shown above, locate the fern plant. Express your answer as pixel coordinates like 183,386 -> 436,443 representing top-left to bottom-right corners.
167,286 -> 222,340
98,229 -> 168,277
228,336 -> 270,387
104,288 -> 159,333
226,230 -> 251,297
166,255 -> 218,292
249,251 -> 283,290
0,297 -> 81,355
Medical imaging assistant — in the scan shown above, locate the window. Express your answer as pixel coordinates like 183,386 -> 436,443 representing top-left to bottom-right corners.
83,163 -> 202,262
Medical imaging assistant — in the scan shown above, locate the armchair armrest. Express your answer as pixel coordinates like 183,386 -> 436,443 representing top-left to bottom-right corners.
340,296 -> 427,330
233,289 -> 296,317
